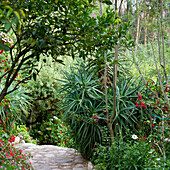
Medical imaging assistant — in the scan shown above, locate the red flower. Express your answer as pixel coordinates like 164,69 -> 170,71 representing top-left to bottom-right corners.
143,137 -> 147,139
152,124 -> 155,128
137,94 -> 142,100
137,137 -> 141,139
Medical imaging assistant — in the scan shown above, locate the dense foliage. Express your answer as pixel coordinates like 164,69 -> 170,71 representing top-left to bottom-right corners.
0,0 -> 169,169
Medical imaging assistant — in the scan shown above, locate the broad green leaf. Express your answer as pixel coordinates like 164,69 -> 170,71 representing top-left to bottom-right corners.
5,22 -> 12,30
0,43 -> 10,51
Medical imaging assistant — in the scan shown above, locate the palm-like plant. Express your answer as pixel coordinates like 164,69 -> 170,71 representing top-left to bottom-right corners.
59,61 -> 103,158
107,77 -> 143,135
0,81 -> 32,133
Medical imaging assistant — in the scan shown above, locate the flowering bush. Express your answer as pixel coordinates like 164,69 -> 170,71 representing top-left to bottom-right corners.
0,136 -> 33,169
30,116 -> 72,147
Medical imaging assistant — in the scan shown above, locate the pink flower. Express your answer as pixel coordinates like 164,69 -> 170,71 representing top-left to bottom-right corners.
143,137 -> 147,139
69,117 -> 71,120
27,128 -> 29,131
137,137 -> 141,139
90,14 -> 96,18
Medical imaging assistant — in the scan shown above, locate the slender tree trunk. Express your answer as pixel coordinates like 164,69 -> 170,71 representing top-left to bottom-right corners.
135,12 -> 140,49
133,0 -> 145,82
104,52 -> 114,141
100,0 -> 102,16
118,0 -> 124,16
160,0 -> 168,87
144,27 -> 147,47
111,0 -> 118,141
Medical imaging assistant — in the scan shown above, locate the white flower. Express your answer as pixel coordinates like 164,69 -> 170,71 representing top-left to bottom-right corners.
164,138 -> 170,142
132,134 -> 138,139
156,158 -> 160,161
14,136 -> 20,144
8,39 -> 13,43
53,116 -> 58,119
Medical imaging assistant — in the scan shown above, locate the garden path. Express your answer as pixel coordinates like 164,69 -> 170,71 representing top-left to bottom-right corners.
14,143 -> 94,170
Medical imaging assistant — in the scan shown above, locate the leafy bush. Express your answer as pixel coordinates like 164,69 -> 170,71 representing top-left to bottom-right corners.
30,116 -> 72,147
92,137 -> 169,169
14,125 -> 37,144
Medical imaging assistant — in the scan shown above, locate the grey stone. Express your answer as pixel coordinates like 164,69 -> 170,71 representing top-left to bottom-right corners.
55,159 -> 73,163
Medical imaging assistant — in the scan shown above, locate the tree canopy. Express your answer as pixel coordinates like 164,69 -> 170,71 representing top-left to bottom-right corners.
0,0 -> 133,102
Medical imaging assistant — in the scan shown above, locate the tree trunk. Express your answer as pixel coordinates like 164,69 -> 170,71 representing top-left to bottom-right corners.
135,9 -> 140,49
110,0 -> 118,141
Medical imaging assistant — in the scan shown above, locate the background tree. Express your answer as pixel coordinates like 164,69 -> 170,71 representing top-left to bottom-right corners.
0,0 -> 121,102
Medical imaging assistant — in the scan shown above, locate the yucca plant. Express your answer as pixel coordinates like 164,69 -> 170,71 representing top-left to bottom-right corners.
0,80 -> 32,133
59,61 -> 104,159
106,77 -> 144,136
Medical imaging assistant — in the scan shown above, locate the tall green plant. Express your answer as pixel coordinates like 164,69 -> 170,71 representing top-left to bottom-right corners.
0,81 -> 32,133
59,61 -> 103,158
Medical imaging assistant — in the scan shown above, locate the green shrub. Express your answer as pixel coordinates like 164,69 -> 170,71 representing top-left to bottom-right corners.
92,137 -> 169,169
30,116 -> 72,147
15,125 -> 37,144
